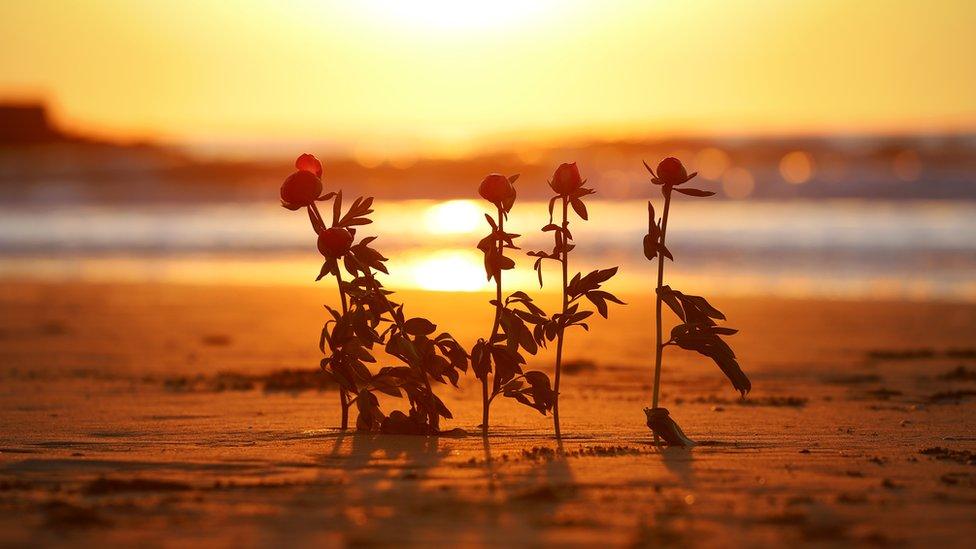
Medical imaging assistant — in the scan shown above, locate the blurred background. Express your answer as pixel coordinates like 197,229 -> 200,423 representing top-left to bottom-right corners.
1,0 -> 974,300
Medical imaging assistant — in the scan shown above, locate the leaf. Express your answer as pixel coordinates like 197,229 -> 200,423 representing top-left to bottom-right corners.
332,190 -> 343,226
670,323 -> 750,396
570,198 -> 588,220
642,160 -> 655,176
675,188 -> 715,197
523,370 -> 551,390
657,286 -> 685,320
659,242 -> 673,261
470,340 -> 491,379
402,318 -> 436,336
307,207 -> 325,233
643,233 -> 658,261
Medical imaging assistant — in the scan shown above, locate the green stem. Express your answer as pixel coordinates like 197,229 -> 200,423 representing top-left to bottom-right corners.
651,189 -> 673,411
552,196 -> 569,439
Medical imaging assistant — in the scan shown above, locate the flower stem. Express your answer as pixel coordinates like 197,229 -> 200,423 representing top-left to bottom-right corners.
651,189 -> 673,412
334,268 -> 351,431
552,196 -> 569,439
310,201 -> 352,431
483,205 -> 505,437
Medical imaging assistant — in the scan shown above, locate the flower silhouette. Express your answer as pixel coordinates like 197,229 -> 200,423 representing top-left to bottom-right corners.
317,227 -> 354,258
648,157 -> 697,187
549,162 -> 584,195
478,173 -> 516,213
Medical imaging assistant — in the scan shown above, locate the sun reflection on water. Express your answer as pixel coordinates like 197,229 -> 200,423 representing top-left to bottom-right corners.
399,249 -> 487,292
422,200 -> 483,235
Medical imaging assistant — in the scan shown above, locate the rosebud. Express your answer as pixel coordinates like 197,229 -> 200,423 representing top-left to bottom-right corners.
280,170 -> 323,210
295,153 -> 323,177
655,157 -> 690,186
317,227 -> 354,258
550,162 -> 583,195
478,173 -> 516,208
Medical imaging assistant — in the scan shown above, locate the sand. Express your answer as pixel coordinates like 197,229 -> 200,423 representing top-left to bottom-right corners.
1,281 -> 974,547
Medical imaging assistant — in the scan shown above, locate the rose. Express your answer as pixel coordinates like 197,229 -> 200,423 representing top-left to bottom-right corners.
549,162 -> 583,195
317,227 -> 354,258
478,173 -> 516,211
280,171 -> 322,210
295,153 -> 322,177
653,157 -> 695,187
280,154 -> 324,210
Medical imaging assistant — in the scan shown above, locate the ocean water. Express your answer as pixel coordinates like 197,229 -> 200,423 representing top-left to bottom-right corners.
0,199 -> 974,301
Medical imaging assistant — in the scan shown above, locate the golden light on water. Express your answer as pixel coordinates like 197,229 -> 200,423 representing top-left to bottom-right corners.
423,200 -> 483,234
400,249 -> 488,292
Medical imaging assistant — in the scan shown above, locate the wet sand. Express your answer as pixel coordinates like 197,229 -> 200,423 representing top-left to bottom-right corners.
1,282 -> 974,547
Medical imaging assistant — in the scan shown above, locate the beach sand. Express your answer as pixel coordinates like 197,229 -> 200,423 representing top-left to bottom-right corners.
1,282 -> 974,547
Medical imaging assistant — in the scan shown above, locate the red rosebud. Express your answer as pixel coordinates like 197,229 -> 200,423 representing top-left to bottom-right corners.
295,153 -> 323,177
280,170 -> 323,210
655,157 -> 691,186
317,227 -> 354,258
478,173 -> 516,210
549,162 -> 583,195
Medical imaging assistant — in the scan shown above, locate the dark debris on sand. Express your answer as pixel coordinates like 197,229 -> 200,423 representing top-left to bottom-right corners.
926,390 -> 976,404
43,500 -> 111,529
919,447 -> 976,466
938,366 -> 976,381
84,477 -> 192,495
678,395 -> 807,407
163,369 -> 333,393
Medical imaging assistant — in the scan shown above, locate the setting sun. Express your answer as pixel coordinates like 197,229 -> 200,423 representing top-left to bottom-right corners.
402,249 -> 487,292
423,200 -> 482,234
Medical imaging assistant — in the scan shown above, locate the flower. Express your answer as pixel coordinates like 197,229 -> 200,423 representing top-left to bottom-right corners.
317,227 -> 354,258
550,162 -> 583,195
478,173 -> 516,210
295,153 -> 323,177
549,162 -> 583,196
653,157 -> 695,187
280,170 -> 322,210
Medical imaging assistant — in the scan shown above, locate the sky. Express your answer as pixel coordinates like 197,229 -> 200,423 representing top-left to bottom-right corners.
2,0 -> 975,157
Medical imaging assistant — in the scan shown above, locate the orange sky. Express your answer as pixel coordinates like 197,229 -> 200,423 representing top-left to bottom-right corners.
2,0 -> 975,156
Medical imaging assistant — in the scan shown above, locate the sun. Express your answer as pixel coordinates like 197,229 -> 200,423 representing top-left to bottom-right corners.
423,200 -> 482,234
405,250 -> 488,292
362,0 -> 552,30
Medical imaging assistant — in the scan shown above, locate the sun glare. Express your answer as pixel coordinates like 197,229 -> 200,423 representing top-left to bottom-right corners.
362,0 -> 551,30
423,200 -> 482,234
404,250 -> 488,292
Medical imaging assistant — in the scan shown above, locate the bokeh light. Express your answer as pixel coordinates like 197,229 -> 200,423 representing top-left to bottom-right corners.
779,151 -> 815,185
721,167 -> 755,199
694,148 -> 731,180
892,150 -> 922,182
